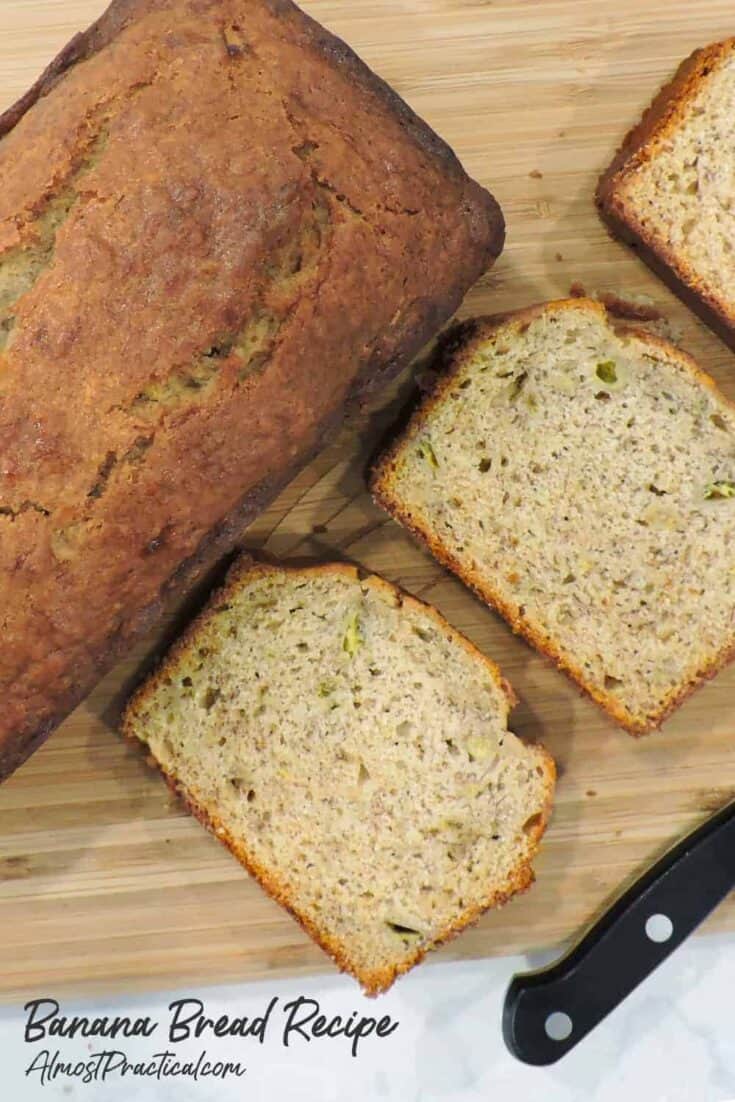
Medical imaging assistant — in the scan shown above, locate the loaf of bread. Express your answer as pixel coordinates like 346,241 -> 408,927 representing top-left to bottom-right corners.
0,0 -> 504,780
123,557 -> 554,994
597,39 -> 735,347
372,297 -> 735,735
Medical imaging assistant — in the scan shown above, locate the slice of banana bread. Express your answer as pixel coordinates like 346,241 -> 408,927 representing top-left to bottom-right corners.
122,557 -> 554,995
372,297 -> 735,735
597,39 -> 735,347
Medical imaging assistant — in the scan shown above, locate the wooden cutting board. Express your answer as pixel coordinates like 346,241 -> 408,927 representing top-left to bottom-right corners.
2,0 -> 735,1003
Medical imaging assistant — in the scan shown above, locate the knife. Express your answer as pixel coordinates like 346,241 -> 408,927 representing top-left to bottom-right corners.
502,796 -> 735,1065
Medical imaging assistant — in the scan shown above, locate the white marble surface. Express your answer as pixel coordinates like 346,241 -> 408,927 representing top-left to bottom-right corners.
2,932 -> 735,1101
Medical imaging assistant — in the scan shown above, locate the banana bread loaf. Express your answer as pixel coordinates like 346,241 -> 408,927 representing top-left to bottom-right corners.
0,0 -> 504,780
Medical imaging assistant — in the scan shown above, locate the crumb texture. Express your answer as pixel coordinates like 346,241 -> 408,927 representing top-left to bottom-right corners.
0,0 -> 502,777
374,299 -> 735,731
124,562 -> 553,993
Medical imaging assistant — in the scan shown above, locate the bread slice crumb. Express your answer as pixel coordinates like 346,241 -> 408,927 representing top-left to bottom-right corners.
372,297 -> 735,735
123,557 -> 555,994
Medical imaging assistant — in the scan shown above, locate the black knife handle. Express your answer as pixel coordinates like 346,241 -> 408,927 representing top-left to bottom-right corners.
503,797 -> 735,1066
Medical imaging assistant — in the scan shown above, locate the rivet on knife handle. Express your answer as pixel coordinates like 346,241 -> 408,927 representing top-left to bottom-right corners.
502,797 -> 735,1066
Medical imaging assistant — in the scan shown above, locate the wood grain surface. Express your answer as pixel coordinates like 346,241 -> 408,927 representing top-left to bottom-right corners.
2,0 -> 735,1002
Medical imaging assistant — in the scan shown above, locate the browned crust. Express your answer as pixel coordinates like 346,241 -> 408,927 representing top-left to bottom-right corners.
122,556 -> 555,996
0,0 -> 503,782
569,283 -> 665,325
371,296 -> 735,737
596,39 -> 735,350
0,0 -> 505,262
